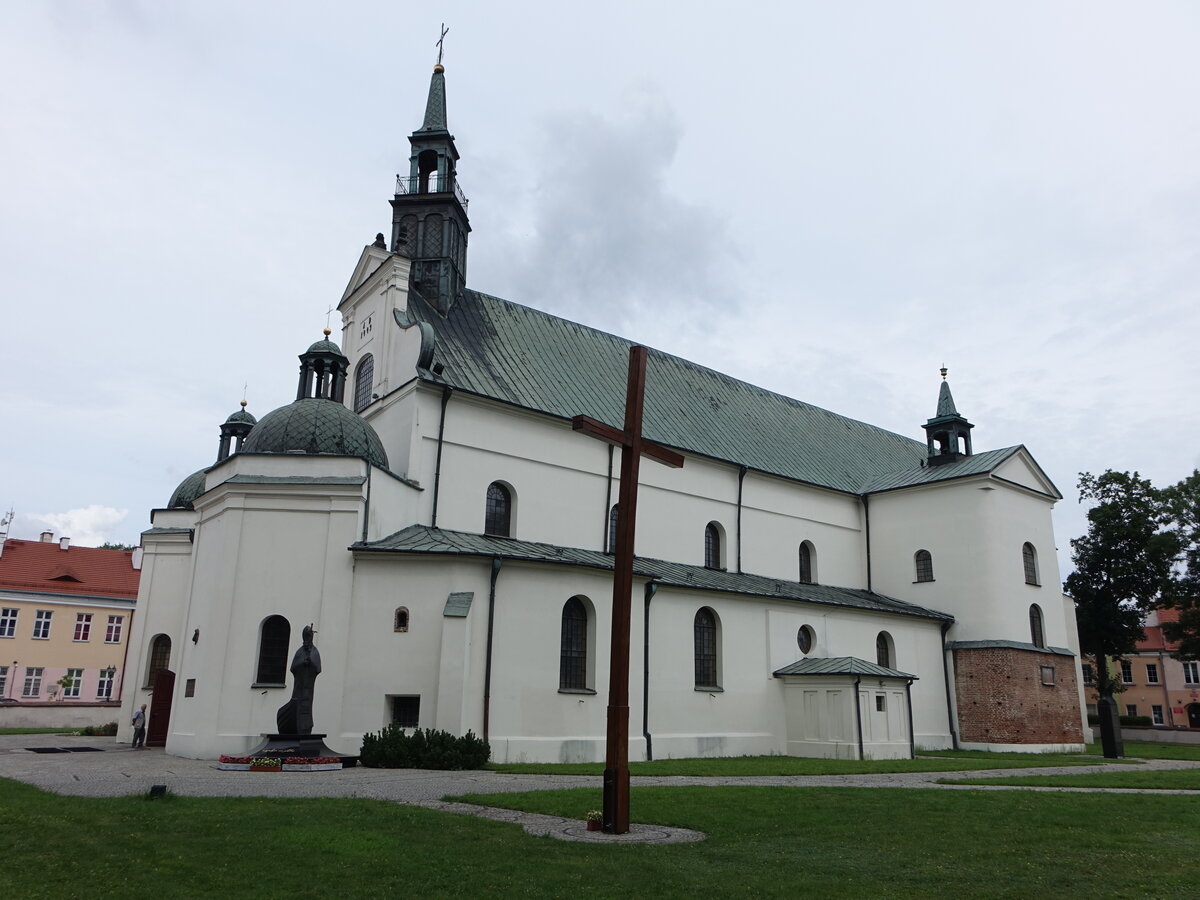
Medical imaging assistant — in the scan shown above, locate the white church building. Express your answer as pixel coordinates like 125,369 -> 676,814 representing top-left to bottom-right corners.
120,63 -> 1087,762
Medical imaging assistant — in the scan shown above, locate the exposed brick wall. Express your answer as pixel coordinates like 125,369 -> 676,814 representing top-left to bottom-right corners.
954,647 -> 1084,744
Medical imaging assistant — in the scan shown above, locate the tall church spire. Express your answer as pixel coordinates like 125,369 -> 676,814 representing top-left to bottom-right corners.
922,367 -> 974,466
390,54 -> 471,316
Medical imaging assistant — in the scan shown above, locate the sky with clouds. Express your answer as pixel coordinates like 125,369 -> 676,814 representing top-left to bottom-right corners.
2,1 -> 1197,580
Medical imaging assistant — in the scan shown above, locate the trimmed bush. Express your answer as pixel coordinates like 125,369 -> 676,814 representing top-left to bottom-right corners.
360,726 -> 490,769
1087,714 -> 1156,728
80,722 -> 118,736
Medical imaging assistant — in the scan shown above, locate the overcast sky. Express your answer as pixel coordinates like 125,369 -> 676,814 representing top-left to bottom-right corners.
2,2 -> 1197,581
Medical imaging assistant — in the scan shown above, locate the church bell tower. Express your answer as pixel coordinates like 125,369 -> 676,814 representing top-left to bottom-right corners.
390,60 -> 471,315
922,368 -> 974,466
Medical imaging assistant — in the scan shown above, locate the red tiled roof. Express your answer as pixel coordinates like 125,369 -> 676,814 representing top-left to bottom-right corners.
0,539 -> 139,600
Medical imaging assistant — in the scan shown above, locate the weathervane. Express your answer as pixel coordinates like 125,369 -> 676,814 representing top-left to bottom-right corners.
436,23 -> 449,66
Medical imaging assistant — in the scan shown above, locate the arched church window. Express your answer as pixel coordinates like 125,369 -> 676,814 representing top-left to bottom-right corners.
485,482 -> 512,537
394,607 -> 409,633
704,522 -> 723,569
694,607 -> 720,689
559,597 -> 590,691
146,634 -> 172,688
607,504 -> 619,554
255,615 -> 291,685
876,632 -> 893,669
799,542 -> 816,584
353,354 -> 374,413
1029,604 -> 1045,649
1022,542 -> 1040,586
914,549 -> 934,583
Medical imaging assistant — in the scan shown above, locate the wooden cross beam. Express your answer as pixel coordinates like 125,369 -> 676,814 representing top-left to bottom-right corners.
572,345 -> 683,834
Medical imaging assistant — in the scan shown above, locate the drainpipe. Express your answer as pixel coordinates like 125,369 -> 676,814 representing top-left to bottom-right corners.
905,678 -> 916,759
642,581 -> 658,760
361,466 -> 372,543
853,676 -> 865,760
735,466 -> 748,574
430,386 -> 453,528
603,445 -> 614,550
482,557 -> 503,743
861,494 -> 872,592
940,619 -> 959,749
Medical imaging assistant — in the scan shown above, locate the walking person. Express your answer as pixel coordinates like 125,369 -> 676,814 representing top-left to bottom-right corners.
131,703 -> 147,748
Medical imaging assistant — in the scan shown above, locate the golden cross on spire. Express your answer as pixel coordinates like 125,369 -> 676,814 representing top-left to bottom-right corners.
436,23 -> 449,66
325,304 -> 336,330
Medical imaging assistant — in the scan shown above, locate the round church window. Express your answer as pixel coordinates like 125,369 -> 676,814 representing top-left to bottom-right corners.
797,626 -> 814,654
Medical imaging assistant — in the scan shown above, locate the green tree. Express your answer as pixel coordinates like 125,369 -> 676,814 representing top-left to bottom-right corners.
1066,470 -> 1179,757
99,541 -> 137,551
1159,469 -> 1200,659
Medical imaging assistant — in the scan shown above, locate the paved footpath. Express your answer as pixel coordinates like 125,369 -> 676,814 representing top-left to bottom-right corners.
2,733 -> 1197,845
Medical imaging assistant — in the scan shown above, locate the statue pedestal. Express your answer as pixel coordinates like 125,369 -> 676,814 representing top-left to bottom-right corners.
246,733 -> 358,768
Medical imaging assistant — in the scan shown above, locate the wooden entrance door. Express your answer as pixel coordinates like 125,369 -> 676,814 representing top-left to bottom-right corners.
147,668 -> 175,747
1188,703 -> 1200,729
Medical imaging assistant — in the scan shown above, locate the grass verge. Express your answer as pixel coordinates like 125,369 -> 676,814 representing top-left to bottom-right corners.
1083,740 -> 1200,761
3,777 -> 1199,898
939,769 -> 1200,790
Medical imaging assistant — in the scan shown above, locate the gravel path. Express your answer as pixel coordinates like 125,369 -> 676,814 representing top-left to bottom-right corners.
3,734 -> 1197,843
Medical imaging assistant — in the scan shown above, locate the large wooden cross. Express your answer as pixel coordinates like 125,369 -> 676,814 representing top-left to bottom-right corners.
572,345 -> 684,834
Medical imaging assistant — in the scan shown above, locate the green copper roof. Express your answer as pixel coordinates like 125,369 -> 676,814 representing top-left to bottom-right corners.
168,468 -> 207,509
225,408 -> 257,426
354,525 -> 953,623
947,639 -> 1075,658
934,379 -> 959,418
860,446 -> 1028,493
410,289 -> 936,494
773,656 -> 917,679
306,338 -> 346,356
417,67 -> 448,133
241,398 -> 388,469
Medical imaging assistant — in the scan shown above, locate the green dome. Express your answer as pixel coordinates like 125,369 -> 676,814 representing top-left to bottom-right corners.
241,398 -> 388,469
307,338 -> 345,355
225,408 -> 258,426
168,468 -> 208,509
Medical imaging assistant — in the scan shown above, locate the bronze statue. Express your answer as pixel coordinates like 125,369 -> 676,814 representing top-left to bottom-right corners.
276,624 -> 322,734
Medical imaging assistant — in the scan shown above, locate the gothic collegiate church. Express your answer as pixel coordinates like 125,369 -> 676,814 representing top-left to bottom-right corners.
120,62 -> 1087,762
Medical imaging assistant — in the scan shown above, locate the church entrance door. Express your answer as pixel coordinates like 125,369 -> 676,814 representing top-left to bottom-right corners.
1188,703 -> 1200,729
147,668 -> 175,747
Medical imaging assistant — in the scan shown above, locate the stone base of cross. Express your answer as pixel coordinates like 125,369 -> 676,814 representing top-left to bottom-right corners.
572,345 -> 683,834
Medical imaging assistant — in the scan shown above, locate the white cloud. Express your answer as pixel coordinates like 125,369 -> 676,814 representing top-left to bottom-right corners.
17,507 -> 130,548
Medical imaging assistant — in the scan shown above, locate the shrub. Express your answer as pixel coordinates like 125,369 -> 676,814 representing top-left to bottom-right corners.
80,722 -> 118,736
1087,714 -> 1156,728
360,726 -> 490,769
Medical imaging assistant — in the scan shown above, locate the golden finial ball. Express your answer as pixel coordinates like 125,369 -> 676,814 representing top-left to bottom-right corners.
323,327 -> 332,336
434,64 -> 444,74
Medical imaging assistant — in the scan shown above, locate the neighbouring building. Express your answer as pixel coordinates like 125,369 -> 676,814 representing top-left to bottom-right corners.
1082,609 -> 1200,729
0,531 -> 139,729
120,61 -> 1088,761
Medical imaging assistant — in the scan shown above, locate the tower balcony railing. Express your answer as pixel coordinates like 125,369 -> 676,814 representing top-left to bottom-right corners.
395,173 -> 469,210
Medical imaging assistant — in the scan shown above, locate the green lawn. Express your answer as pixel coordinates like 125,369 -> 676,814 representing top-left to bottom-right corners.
942,769 -> 1200,790
490,753 -> 1113,776
3,777 -> 1198,898
0,728 -> 75,735
1083,740 -> 1200,761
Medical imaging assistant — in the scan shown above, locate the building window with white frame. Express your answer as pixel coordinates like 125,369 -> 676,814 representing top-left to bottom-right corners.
1029,604 -> 1045,649
1022,542 -> 1040,586
694,607 -> 720,689
1125,704 -> 1138,717
1146,663 -> 1159,684
1184,661 -> 1199,685
1120,660 -> 1133,684
62,668 -> 83,698
1152,705 -> 1164,725
485,482 -> 513,537
105,615 -> 124,643
0,607 -> 17,638
704,523 -> 722,570
914,549 -> 934,583
1081,663 -> 1094,685
33,610 -> 52,639
96,668 -> 115,700
22,667 -> 43,697
0,666 -> 7,696
74,613 -> 93,642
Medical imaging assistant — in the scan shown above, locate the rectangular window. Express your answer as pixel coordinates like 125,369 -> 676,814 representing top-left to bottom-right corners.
1184,662 -> 1199,686
33,610 -> 52,639
62,668 -> 83,698
875,695 -> 886,712
0,607 -> 17,638
1125,704 -> 1138,718
73,613 -> 93,642
0,666 -> 6,696
184,678 -> 196,698
105,615 -> 124,643
1146,663 -> 1159,684
1040,665 -> 1056,686
22,667 -> 43,697
96,668 -> 115,700
391,695 -> 420,728
1081,663 -> 1094,685
1085,703 -> 1098,717
1152,705 -> 1164,725
1120,660 -> 1133,684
